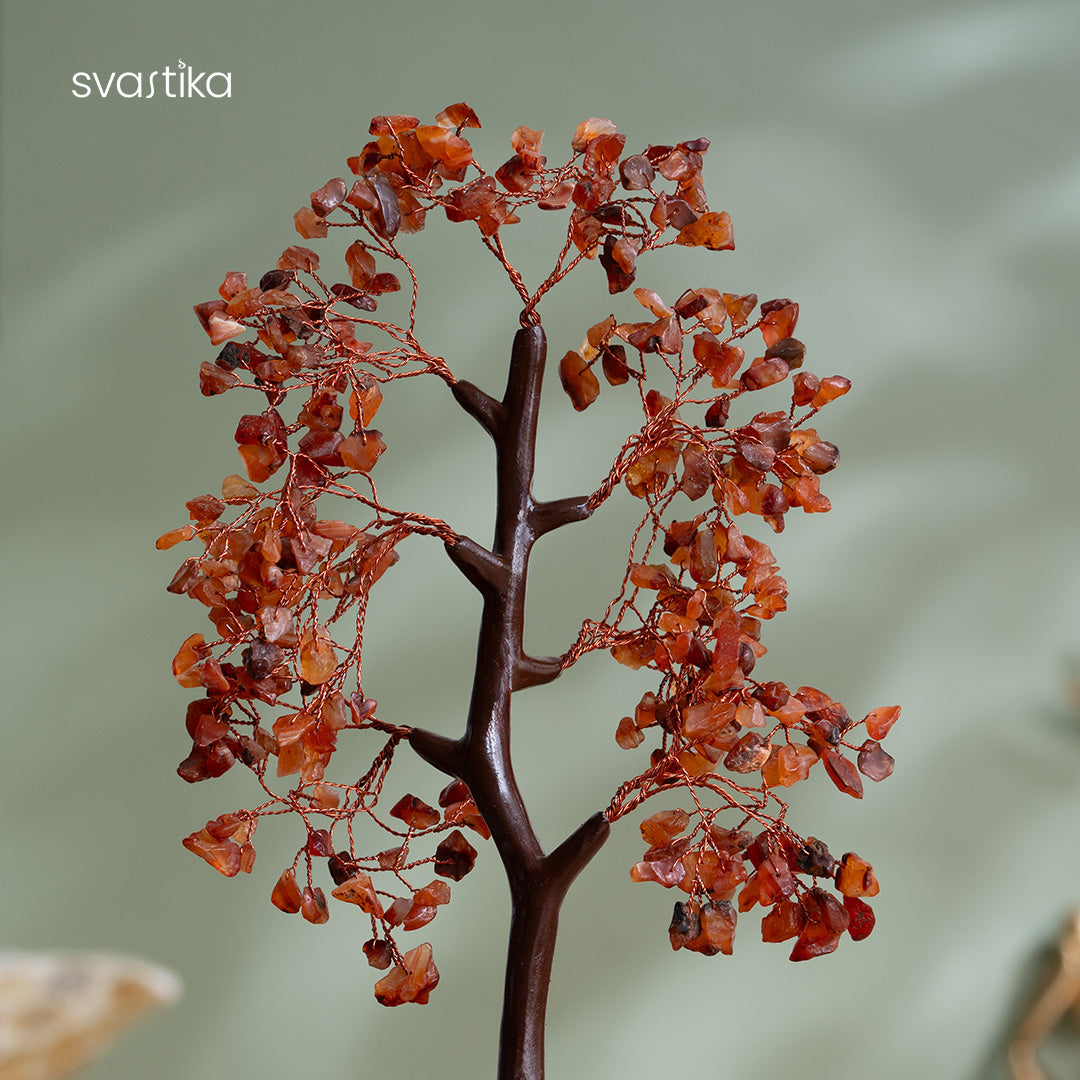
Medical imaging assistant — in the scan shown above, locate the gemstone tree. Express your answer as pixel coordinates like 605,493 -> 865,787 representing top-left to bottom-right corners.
165,103 -> 898,1080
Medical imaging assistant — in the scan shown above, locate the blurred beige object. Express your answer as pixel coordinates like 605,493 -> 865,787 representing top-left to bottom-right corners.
0,952 -> 181,1080
1009,912 -> 1080,1080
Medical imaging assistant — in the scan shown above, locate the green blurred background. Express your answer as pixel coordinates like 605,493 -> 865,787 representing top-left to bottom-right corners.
2,0 -> 1079,1077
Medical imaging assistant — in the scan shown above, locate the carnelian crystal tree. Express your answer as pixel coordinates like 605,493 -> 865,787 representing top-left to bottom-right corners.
164,104 -> 899,1080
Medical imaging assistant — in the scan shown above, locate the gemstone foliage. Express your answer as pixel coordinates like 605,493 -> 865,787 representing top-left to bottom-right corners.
166,104 -> 898,1003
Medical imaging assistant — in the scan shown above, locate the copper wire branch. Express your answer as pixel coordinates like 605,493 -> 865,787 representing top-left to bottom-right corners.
408,325 -> 607,1080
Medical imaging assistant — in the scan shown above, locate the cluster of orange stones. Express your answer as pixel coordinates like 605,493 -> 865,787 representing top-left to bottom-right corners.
566,276 -> 898,961
167,102 -> 897,1000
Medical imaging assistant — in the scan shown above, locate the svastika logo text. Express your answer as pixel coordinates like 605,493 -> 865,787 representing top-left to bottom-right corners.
72,60 -> 231,99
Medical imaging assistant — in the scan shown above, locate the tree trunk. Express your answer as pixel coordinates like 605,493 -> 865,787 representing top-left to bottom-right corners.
409,325 -> 609,1080
498,887 -> 563,1080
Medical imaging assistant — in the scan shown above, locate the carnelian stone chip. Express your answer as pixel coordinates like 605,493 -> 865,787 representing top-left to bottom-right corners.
789,920 -> 842,961
836,852 -> 879,897
350,377 -> 383,425
194,299 -> 226,332
278,246 -> 319,272
345,242 -> 377,290
683,701 -> 737,744
437,781 -> 468,807
332,872 -> 384,917
689,901 -> 737,955
822,748 -> 863,798
756,854 -> 795,905
792,371 -> 820,405
207,313 -> 246,346
775,743 -> 818,786
403,902 -> 437,932
742,357 -> 789,391
340,430 -> 386,473
307,829 -> 333,857
299,637 -> 336,685
414,881 -> 451,908
221,474 -> 258,502
630,852 -> 686,888
364,939 -> 394,970
237,444 -> 283,483
694,333 -> 744,387
558,351 -> 600,411
676,211 -> 734,250
857,739 -> 895,781
374,943 -> 439,1007
218,271 -> 247,300
843,895 -> 876,940
415,125 -> 473,170
301,886 -> 330,924
183,829 -> 241,876
383,897 -> 412,928
346,179 -> 378,211
370,114 -> 420,135
369,176 -> 401,239
390,794 -> 439,830
192,713 -> 230,748
629,563 -> 675,590
615,716 -> 644,749
795,838 -> 836,878
572,117 -> 618,151
759,300 -> 798,346
157,526 -> 195,550
294,207 -> 328,239
310,178 -> 347,216
765,337 -> 805,368
199,362 -> 240,395
802,440 -> 840,474
203,742 -> 237,778
271,867 -> 303,913
724,732 -> 771,774
434,830 -> 477,880
688,529 -> 718,583
864,705 -> 901,740
620,154 -> 655,190
437,103 -> 480,129
640,809 -> 690,847
813,375 -> 851,405
172,633 -> 207,681
761,899 -> 804,943
790,889 -> 848,961
669,901 -> 701,950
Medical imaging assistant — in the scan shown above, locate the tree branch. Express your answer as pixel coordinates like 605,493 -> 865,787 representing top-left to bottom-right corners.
407,727 -> 462,778
529,494 -> 594,539
451,378 -> 505,440
445,536 -> 508,596
545,811 -> 611,894
512,653 -> 565,692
